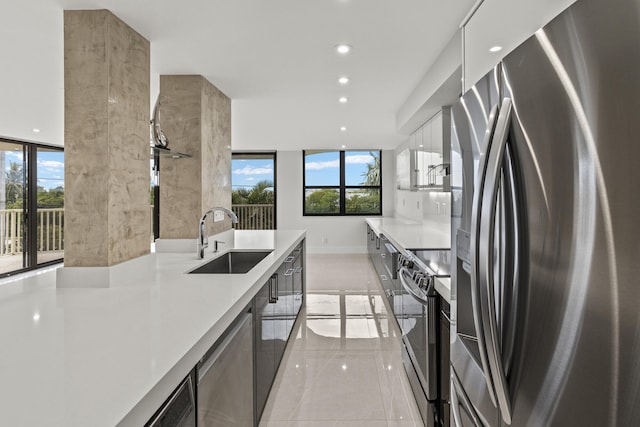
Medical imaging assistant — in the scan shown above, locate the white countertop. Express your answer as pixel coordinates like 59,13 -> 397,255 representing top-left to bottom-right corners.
0,229 -> 305,427
365,217 -> 450,251
366,217 -> 451,302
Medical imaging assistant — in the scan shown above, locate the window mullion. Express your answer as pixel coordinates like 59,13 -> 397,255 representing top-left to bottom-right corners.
339,151 -> 346,215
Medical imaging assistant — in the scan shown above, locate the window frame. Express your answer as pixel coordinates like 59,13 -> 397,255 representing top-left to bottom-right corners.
0,137 -> 64,278
302,150 -> 382,216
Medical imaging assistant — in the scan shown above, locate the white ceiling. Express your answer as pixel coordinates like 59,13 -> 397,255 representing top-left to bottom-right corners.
0,0 -> 475,151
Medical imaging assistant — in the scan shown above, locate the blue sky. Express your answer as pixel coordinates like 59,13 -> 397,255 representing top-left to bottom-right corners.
304,151 -> 377,187
4,150 -> 64,190
232,159 -> 274,189
232,152 -> 378,189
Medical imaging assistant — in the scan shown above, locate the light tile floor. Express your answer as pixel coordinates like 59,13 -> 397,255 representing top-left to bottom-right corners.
260,253 -> 422,427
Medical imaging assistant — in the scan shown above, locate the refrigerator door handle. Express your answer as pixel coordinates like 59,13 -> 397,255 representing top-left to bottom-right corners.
451,368 -> 483,427
479,97 -> 514,424
470,102 -> 500,406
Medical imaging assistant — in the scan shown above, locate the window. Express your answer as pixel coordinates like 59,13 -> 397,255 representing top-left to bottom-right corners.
303,150 -> 381,216
0,138 -> 64,277
232,152 -> 277,229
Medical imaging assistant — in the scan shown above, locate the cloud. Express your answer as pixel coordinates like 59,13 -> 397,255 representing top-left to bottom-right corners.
233,165 -> 273,175
305,159 -> 339,170
246,177 -> 256,181
345,154 -> 374,165
38,160 -> 64,168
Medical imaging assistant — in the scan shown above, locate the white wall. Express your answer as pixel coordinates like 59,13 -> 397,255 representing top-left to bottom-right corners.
463,0 -> 578,91
277,150 -> 395,254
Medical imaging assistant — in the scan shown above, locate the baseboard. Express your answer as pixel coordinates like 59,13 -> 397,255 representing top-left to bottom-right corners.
306,246 -> 367,254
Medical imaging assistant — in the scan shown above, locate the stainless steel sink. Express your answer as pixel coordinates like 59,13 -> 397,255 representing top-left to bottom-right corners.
189,250 -> 273,274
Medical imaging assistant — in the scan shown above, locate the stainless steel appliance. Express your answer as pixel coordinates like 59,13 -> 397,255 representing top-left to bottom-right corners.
450,0 -> 640,425
398,249 -> 450,427
145,370 -> 196,427
197,306 -> 253,427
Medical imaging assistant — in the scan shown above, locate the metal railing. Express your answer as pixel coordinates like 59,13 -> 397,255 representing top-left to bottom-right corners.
232,204 -> 275,230
0,208 -> 64,255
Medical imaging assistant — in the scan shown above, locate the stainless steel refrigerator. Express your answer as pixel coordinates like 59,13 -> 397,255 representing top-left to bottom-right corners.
450,0 -> 640,425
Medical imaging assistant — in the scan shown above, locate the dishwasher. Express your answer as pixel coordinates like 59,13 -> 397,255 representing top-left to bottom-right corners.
197,305 -> 253,427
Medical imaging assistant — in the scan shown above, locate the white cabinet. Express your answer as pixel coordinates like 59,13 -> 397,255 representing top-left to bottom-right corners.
395,108 -> 451,190
463,0 -> 578,91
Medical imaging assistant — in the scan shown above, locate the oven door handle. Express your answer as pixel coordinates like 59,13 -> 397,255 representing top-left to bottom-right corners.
399,267 -> 430,306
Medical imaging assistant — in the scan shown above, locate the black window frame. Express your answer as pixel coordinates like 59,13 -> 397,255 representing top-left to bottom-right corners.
231,151 -> 278,229
0,137 -> 64,278
302,150 -> 382,216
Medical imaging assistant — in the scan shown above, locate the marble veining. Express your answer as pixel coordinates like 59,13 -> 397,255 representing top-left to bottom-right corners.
159,75 -> 232,239
64,10 -> 150,267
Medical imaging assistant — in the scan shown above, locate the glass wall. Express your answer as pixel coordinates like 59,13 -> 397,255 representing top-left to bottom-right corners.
0,141 -> 27,274
36,147 -> 64,265
0,138 -> 63,277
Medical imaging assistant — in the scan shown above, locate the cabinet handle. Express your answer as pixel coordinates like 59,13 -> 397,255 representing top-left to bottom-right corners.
269,273 -> 278,303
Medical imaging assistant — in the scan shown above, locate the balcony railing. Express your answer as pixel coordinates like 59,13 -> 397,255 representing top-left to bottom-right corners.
232,204 -> 275,230
0,208 -> 64,255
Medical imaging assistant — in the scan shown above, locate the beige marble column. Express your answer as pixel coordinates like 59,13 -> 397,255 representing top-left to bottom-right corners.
63,10 -> 150,267
158,75 -> 232,239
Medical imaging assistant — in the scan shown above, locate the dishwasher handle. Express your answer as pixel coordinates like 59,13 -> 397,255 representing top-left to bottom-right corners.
198,311 -> 252,383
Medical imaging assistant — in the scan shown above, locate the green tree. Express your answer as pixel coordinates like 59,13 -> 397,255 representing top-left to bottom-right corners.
361,151 -> 381,186
5,161 -> 23,207
232,180 -> 274,205
305,189 -> 339,213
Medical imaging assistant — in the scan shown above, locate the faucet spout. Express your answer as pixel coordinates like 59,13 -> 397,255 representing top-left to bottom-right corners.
197,207 -> 238,259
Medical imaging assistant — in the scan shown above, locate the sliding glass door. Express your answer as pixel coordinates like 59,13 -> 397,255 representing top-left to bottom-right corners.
36,147 -> 64,265
0,138 -> 64,277
0,141 -> 27,274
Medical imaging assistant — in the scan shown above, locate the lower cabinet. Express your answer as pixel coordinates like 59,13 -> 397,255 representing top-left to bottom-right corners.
145,239 -> 306,427
254,241 -> 305,423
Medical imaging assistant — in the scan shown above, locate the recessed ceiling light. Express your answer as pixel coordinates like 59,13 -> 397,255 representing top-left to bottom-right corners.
340,126 -> 347,132
32,128 -> 40,133
338,97 -> 348,104
338,76 -> 349,85
489,46 -> 503,53
336,44 -> 351,55
341,145 -> 346,149
419,144 -> 424,148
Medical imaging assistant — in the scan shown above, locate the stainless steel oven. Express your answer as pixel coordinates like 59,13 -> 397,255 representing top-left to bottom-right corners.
398,249 -> 450,427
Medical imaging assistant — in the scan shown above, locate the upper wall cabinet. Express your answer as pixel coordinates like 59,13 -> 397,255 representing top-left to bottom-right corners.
396,108 -> 451,191
462,0 -> 578,91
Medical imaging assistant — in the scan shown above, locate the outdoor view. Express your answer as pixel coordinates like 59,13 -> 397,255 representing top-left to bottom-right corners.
232,154 -> 275,229
0,141 -> 64,274
304,150 -> 381,215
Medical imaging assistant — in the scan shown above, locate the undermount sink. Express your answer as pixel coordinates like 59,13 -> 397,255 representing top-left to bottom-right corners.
189,250 -> 273,274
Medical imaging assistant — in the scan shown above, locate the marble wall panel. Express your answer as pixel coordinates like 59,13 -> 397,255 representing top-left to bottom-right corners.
159,75 -> 231,239
64,10 -> 150,267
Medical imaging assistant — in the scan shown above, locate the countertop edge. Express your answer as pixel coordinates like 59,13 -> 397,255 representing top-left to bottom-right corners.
117,231 -> 306,426
366,217 -> 451,301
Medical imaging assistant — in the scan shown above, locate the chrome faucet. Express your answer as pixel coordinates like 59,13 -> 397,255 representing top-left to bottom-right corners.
197,207 -> 239,259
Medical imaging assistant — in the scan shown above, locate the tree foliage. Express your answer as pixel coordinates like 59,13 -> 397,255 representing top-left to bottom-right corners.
232,180 -> 274,205
305,189 -> 339,214
361,151 -> 381,186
